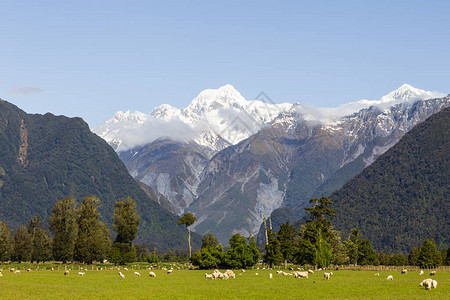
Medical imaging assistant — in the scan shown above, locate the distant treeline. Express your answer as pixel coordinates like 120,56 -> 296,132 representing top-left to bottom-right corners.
1,196 -> 449,268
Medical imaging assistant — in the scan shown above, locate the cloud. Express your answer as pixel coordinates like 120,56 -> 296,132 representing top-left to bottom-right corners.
115,117 -> 198,151
9,86 -> 44,96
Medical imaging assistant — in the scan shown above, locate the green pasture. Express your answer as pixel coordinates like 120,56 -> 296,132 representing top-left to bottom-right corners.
0,267 -> 448,299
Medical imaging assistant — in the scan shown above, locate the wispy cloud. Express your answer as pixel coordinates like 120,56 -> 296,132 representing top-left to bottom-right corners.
9,86 -> 44,96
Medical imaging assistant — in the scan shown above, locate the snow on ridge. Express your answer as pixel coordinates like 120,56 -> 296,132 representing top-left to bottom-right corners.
94,84 -> 445,151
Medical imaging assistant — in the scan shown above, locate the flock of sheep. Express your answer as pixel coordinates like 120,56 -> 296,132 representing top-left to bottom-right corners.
383,269 -> 438,290
0,266 -> 440,291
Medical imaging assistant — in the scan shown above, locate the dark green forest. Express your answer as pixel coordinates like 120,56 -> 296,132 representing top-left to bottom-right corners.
331,107 -> 449,253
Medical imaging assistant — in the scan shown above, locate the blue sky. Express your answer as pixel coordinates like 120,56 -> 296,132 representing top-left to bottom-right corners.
1,0 -> 449,127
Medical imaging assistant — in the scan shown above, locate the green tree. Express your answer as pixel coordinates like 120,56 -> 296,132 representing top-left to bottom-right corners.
191,244 -> 224,269
28,216 -> 42,236
224,234 -> 260,269
177,213 -> 197,258
264,229 -> 283,268
293,197 -> 335,267
201,233 -> 220,249
388,253 -> 408,266
417,239 -> 442,268
277,221 -> 296,267
74,196 -> 111,264
0,221 -> 12,261
49,197 -> 78,263
357,239 -> 379,266
329,230 -> 347,265
13,225 -> 32,262
109,197 -> 140,265
345,228 -> 361,265
408,247 -> 419,266
28,216 -> 52,262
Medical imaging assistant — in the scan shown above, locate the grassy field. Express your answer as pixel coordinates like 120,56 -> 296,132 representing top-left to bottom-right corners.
0,267 -> 448,299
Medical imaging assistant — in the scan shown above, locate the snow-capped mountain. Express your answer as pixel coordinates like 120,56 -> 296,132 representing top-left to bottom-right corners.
94,84 -> 448,244
94,84 -> 293,152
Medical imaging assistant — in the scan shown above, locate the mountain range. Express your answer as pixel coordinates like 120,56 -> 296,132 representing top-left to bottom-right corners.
0,99 -> 200,251
94,84 -> 449,244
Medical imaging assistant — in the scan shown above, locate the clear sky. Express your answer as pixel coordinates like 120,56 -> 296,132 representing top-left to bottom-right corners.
1,0 -> 448,128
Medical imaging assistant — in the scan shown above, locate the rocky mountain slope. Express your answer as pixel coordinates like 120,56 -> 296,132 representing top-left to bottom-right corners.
0,99 -> 200,251
330,106 -> 450,253
95,85 -> 448,244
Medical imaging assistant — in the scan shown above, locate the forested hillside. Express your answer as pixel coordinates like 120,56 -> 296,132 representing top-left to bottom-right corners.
331,106 -> 450,253
0,99 -> 200,251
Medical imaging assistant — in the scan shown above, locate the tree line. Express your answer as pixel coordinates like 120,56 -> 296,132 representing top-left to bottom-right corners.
0,196 -> 140,265
188,197 -> 449,269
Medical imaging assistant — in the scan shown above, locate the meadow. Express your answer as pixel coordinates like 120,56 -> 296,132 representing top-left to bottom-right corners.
0,266 -> 448,299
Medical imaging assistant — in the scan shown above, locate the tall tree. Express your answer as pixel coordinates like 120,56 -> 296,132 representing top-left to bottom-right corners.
345,228 -> 361,265
49,197 -> 78,263
28,216 -> 52,262
109,197 -> 140,265
13,225 -> 32,262
74,196 -> 111,264
264,229 -> 283,268
417,239 -> 442,268
0,221 -> 12,261
277,221 -> 296,267
177,213 -> 197,258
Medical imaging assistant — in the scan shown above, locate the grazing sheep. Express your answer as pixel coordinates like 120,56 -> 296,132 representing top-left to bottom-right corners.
124,267 -> 128,271
318,268 -> 322,271
119,272 -> 125,279
10,268 -> 15,272
78,272 -> 85,276
205,273 -> 213,279
167,270 -> 173,274
294,271 -> 308,279
255,273 -> 259,276
269,273 -> 273,279
374,273 -> 380,276
241,269 -> 245,273
134,272 -> 141,276
330,272 -> 333,276
430,271 -> 436,276
225,270 -> 235,279
27,269 -> 31,272
432,280 -> 437,289
64,270 -> 69,276
419,278 -> 433,290
0,272 -> 2,277
51,267 -> 54,271
149,272 -> 156,277
401,269 -> 407,274
386,275 -> 393,280
308,269 -> 314,274
419,270 -> 424,276
324,273 -> 330,280
276,271 -> 282,274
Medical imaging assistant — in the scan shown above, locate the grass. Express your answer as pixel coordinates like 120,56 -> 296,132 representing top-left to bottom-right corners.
0,267 -> 448,299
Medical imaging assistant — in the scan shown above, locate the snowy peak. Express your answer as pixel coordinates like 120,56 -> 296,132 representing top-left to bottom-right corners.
186,84 -> 247,115
380,84 -> 440,103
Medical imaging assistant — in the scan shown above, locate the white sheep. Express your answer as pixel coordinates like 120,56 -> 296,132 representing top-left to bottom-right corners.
432,280 -> 437,289
295,271 -> 308,279
27,268 -> 31,272
0,272 -> 2,277
324,272 -> 330,280
241,269 -> 245,273
255,273 -> 259,276
205,273 -> 213,279
269,273 -> 273,279
308,269 -> 314,274
419,270 -> 424,276
374,273 -> 380,276
78,272 -> 85,276
124,267 -> 128,271
149,271 -> 156,277
430,271 -> 436,276
419,278 -> 433,290
134,272 -> 141,276
225,270 -> 235,279
386,275 -> 393,280
401,269 -> 407,274
119,272 -> 125,279
167,269 -> 173,274
64,270 -> 69,276
330,272 -> 333,276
